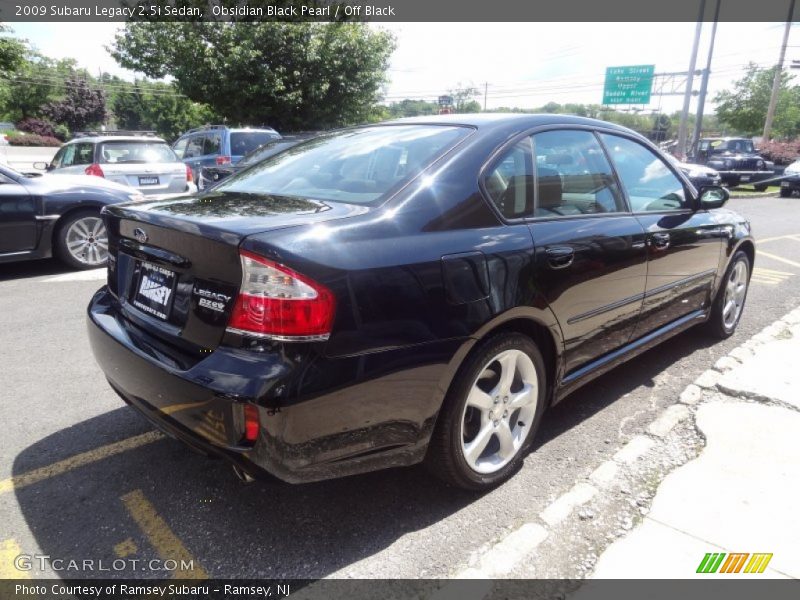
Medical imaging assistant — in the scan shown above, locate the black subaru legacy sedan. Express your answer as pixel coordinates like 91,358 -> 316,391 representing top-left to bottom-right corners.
87,115 -> 754,490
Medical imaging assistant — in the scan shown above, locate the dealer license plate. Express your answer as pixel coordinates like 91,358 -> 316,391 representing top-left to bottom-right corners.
132,262 -> 177,321
138,176 -> 159,186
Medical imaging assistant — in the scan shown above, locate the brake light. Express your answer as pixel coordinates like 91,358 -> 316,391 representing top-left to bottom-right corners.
216,155 -> 231,165
185,164 -> 193,182
227,251 -> 336,341
243,404 -> 260,443
85,163 -> 104,177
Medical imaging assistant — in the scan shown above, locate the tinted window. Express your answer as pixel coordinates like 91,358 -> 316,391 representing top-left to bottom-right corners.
229,131 -> 280,156
600,134 -> 687,212
483,139 -> 533,219
204,133 -> 222,155
533,130 -> 625,217
98,142 -> 177,164
217,125 -> 471,205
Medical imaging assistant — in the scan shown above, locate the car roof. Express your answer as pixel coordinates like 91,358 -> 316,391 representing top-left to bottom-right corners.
380,112 -> 636,134
67,135 -> 167,144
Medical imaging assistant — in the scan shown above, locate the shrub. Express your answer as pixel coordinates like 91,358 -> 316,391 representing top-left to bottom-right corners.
759,139 -> 800,165
7,133 -> 62,147
16,117 -> 58,138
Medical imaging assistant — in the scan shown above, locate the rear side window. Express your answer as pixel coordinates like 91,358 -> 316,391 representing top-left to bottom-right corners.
533,130 -> 625,217
204,133 -> 222,155
98,142 -> 177,164
172,138 -> 188,158
483,139 -> 533,219
216,125 -> 471,206
184,136 -> 205,158
60,143 -> 94,167
600,133 -> 687,212
229,131 -> 280,156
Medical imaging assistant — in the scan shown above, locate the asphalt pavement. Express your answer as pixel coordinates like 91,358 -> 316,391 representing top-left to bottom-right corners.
1,194 -> 799,580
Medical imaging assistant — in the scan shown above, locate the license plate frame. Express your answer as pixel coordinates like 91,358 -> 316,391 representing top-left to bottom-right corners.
138,176 -> 159,186
131,261 -> 177,321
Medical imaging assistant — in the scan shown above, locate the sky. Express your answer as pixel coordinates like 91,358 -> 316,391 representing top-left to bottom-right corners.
7,21 -> 797,115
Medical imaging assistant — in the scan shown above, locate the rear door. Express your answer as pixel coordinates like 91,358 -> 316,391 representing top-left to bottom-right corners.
182,134 -> 207,181
599,133 -> 724,336
526,129 -> 648,374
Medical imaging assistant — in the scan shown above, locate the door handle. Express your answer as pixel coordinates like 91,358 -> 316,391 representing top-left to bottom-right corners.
545,246 -> 575,269
650,232 -> 670,250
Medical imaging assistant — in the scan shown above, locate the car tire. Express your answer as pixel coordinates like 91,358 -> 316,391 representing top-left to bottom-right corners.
426,332 -> 547,490
55,209 -> 109,270
705,250 -> 751,339
780,187 -> 791,197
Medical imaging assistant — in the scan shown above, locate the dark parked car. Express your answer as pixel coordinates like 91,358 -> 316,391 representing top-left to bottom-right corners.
667,155 -> 722,190
779,159 -> 800,196
691,137 -> 774,190
198,133 -> 319,191
0,163 -> 144,269
172,125 -> 280,183
87,115 -> 754,490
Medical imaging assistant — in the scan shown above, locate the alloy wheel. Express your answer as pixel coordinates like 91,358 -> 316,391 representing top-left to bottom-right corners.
460,349 -> 538,474
722,259 -> 748,329
65,216 -> 108,267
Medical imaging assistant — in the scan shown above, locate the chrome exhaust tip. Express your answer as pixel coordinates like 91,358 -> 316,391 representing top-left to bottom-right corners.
232,464 -> 256,483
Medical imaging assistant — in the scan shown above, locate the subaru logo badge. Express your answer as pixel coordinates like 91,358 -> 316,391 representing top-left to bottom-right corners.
133,228 -> 148,243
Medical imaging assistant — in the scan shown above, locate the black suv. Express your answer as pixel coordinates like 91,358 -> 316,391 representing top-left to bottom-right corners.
691,137 -> 774,190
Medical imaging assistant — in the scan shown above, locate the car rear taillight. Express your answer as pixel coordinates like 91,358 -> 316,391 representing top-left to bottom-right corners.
216,155 -> 231,165
185,164 -> 193,182
85,163 -> 104,177
227,250 -> 335,341
243,404 -> 260,443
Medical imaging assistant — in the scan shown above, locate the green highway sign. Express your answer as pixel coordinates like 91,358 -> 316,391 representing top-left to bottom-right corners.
603,65 -> 654,105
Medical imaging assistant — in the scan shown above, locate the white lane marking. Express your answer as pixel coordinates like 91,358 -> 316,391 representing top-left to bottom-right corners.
41,269 -> 106,282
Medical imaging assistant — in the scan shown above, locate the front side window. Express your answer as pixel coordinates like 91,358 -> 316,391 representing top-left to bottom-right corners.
216,125 -> 471,205
600,133 -> 687,212
483,139 -> 533,219
533,130 -> 625,217
184,136 -> 205,158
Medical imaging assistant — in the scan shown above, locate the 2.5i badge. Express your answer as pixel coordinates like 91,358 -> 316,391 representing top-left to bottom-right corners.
193,286 -> 232,313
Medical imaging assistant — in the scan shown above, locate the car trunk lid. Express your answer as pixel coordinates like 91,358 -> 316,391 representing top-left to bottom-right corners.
103,191 -> 368,353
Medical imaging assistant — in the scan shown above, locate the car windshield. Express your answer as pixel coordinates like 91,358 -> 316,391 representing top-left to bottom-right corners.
229,131 -> 280,156
239,139 -> 307,167
216,125 -> 472,205
98,141 -> 177,164
709,139 -> 755,154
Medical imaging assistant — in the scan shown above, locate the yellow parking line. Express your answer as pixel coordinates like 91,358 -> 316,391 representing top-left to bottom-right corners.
0,431 -> 163,495
0,539 -> 29,579
120,489 -> 207,579
758,251 -> 800,269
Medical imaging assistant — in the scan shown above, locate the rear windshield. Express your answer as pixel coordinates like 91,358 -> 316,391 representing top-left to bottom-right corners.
709,139 -> 755,154
99,141 -> 177,164
216,125 -> 472,205
229,131 -> 280,156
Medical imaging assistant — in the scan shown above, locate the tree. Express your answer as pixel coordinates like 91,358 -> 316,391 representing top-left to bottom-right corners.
447,84 -> 480,112
42,76 -> 107,132
110,78 -> 217,141
714,63 -> 800,138
0,24 -> 26,75
0,54 -> 83,122
111,22 -> 395,131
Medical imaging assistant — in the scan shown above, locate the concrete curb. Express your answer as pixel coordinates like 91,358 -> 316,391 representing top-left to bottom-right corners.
441,305 -> 800,584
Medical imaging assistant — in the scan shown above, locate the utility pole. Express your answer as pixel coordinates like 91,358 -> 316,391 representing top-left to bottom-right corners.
483,82 -> 488,111
763,0 -> 795,141
691,0 -> 722,159
676,0 -> 706,159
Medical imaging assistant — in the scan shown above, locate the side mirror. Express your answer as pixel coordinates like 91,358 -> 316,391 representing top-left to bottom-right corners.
32,162 -> 49,171
699,186 -> 729,209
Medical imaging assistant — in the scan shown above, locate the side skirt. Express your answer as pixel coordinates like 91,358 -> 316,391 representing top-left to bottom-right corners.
554,309 -> 708,403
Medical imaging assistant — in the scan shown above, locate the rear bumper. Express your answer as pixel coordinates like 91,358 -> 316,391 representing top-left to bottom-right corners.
87,287 -> 450,483
717,171 -> 773,185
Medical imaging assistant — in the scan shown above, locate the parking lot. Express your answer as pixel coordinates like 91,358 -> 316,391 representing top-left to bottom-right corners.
2,194 -> 799,580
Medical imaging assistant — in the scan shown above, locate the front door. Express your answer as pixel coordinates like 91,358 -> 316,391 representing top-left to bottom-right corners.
599,133 -> 724,337
527,129 -> 648,375
0,173 -> 36,253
